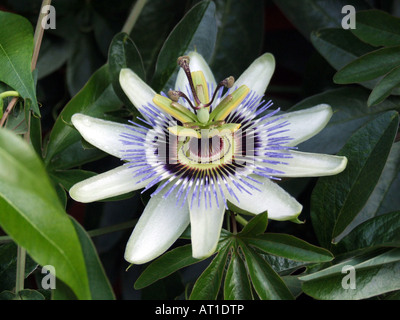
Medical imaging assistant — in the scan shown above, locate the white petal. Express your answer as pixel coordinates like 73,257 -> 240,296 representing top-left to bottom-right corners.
266,150 -> 347,178
225,176 -> 302,221
234,53 -> 275,98
175,51 -> 217,94
119,68 -> 156,117
124,183 -> 190,264
72,113 -> 135,158
266,104 -> 333,147
69,165 -> 148,203
189,183 -> 225,259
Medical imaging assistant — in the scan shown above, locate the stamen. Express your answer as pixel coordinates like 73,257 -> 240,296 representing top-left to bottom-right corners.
177,56 -> 202,106
202,76 -> 235,109
168,90 -> 198,110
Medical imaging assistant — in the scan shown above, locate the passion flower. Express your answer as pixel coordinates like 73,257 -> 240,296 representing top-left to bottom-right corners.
69,51 -> 347,264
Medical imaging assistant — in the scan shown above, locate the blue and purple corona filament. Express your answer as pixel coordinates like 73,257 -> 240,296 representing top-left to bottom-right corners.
118,56 -> 294,211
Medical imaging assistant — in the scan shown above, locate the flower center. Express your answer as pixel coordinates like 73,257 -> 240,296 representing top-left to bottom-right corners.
177,133 -> 234,168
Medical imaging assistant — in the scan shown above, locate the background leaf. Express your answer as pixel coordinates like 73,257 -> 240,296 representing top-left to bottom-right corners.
273,0 -> 371,40
209,0 -> 264,81
301,248 -> 400,299
108,32 -> 145,111
350,9 -> 400,47
338,142 -> 400,239
0,10 -> 38,115
368,66 -> 400,106
335,211 -> 400,253
130,0 -> 188,77
44,65 -> 122,170
333,46 -> 400,84
310,111 -> 399,248
151,0 -> 217,92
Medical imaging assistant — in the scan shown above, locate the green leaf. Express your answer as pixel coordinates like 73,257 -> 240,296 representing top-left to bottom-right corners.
209,0 -> 264,81
338,142 -> 400,237
47,140 -> 105,171
238,211 -> 268,237
151,0 -> 217,92
44,65 -> 122,169
50,169 -> 97,191
240,243 -> 294,300
70,217 -> 115,300
244,234 -> 333,263
66,31 -> 105,97
273,0 -> 370,40
334,46 -> 400,84
310,28 -> 382,91
0,289 -> 45,300
36,35 -> 70,79
311,28 -> 375,80
108,32 -> 145,111
368,66 -> 400,106
0,129 -> 91,299
223,248 -> 253,300
301,248 -> 400,299
311,111 -> 399,248
289,86 -> 400,155
0,242 -> 37,291
335,211 -> 400,253
141,272 -> 184,300
130,0 -> 187,76
135,244 -> 204,290
351,10 -> 400,47
189,241 -> 231,300
0,10 -> 38,115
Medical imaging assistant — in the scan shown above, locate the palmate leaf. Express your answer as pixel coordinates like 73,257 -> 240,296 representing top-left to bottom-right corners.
243,234 -> 333,263
223,248 -> 253,300
239,241 -> 294,300
189,241 -> 231,300
134,244 -> 205,290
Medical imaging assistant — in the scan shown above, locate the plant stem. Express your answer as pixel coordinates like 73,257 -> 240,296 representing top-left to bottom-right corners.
31,0 -> 52,71
121,0 -> 148,34
15,246 -> 26,293
230,212 -> 238,234
0,96 -> 19,127
235,214 -> 248,227
0,91 -> 20,100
